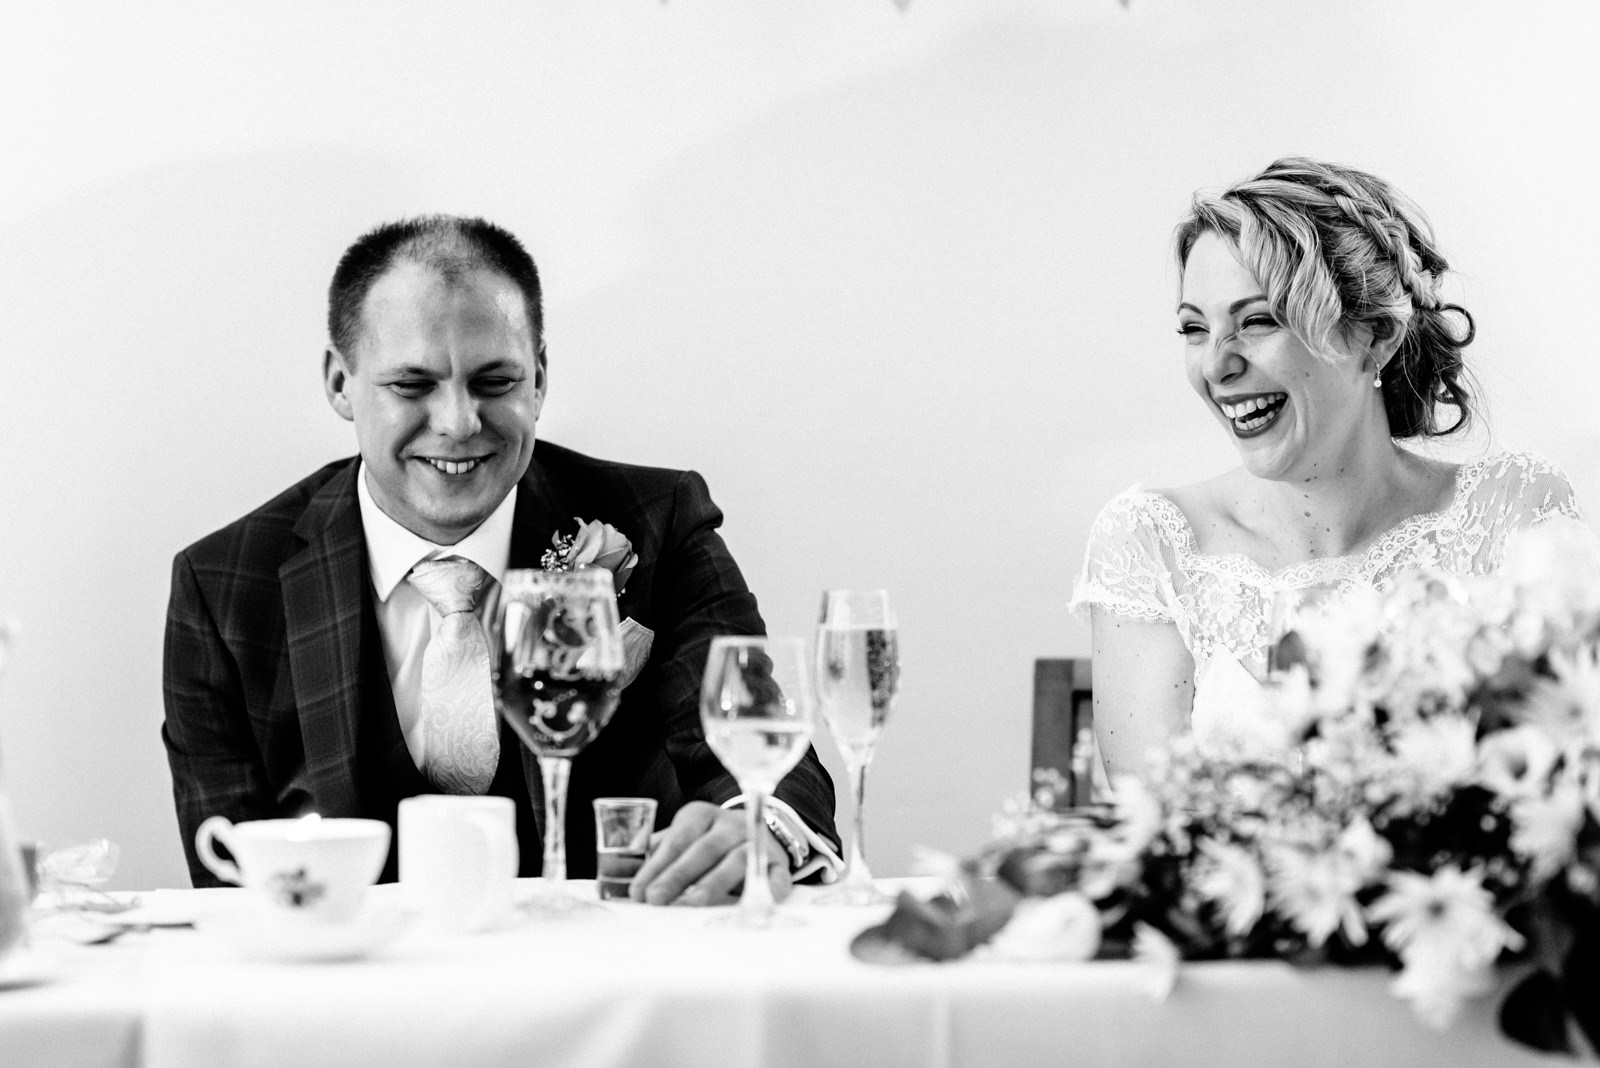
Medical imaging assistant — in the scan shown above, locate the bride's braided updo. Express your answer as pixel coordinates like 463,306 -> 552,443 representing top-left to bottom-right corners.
1173,157 -> 1476,439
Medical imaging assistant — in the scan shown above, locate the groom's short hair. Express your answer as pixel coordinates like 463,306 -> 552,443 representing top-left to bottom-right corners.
327,215 -> 545,365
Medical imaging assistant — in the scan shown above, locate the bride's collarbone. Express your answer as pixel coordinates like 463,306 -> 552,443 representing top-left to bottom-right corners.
1161,462 -> 1458,569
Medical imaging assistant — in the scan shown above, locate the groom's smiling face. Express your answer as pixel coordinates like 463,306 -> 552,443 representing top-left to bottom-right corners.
324,261 -> 544,544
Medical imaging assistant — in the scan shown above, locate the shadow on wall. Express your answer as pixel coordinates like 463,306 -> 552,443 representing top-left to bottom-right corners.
0,147 -> 415,889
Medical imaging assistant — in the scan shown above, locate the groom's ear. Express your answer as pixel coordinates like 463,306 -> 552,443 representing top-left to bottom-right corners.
324,346 -> 355,422
529,341 -> 548,422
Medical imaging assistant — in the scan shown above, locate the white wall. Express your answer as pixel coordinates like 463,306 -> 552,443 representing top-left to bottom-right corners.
1,0 -> 1596,890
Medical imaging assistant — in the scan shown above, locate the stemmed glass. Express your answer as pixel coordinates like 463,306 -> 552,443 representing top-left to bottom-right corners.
813,590 -> 900,905
700,636 -> 815,929
1265,583 -> 1343,682
491,568 -> 625,911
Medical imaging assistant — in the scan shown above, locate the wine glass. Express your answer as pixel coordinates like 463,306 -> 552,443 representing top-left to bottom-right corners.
491,568 -> 625,911
700,636 -> 815,929
813,590 -> 900,905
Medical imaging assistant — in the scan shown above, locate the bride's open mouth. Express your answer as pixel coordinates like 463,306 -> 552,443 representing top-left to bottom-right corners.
1218,393 -> 1287,438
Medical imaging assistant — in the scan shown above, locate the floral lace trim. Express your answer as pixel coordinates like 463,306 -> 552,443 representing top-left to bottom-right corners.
1069,583 -> 1172,624
1130,453 -> 1506,588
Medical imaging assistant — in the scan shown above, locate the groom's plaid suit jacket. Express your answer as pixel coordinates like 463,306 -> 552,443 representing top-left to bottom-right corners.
162,441 -> 838,886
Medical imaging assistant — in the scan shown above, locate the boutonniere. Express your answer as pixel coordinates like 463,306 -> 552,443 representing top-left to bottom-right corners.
541,519 -> 639,595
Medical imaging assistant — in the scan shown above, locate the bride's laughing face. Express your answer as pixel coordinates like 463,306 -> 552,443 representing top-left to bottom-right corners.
1178,232 -> 1377,482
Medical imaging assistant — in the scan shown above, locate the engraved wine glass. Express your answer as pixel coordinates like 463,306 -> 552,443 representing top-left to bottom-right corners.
491,568 -> 624,912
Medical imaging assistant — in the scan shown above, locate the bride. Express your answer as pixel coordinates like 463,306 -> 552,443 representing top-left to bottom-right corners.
1073,157 -> 1584,779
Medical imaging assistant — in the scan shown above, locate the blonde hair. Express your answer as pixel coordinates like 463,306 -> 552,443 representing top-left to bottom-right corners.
1175,157 -> 1475,438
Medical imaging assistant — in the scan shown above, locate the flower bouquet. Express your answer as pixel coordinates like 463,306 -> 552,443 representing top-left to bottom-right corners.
857,520 -> 1600,1056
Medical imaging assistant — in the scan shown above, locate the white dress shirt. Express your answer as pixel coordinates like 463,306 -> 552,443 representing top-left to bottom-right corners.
356,462 -> 516,770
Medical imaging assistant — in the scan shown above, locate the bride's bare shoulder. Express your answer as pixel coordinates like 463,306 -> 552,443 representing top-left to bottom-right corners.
1151,471 -> 1244,532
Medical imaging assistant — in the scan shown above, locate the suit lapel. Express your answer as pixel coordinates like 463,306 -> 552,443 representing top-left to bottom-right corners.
280,461 -> 368,818
509,450 -> 574,570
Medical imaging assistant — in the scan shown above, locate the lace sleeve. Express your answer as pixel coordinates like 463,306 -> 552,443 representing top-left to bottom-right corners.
1463,452 -> 1588,570
1070,490 -> 1180,624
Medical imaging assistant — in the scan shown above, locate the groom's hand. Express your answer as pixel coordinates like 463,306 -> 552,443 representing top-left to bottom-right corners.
628,800 -> 792,906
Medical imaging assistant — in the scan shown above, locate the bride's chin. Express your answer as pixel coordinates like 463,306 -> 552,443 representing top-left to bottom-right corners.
1236,445 -> 1299,482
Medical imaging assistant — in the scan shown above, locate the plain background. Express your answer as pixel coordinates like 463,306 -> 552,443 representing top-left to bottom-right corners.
1,0 -> 1597,891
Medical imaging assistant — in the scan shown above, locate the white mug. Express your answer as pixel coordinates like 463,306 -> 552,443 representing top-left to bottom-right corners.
195,815 -> 390,923
399,795 -> 519,933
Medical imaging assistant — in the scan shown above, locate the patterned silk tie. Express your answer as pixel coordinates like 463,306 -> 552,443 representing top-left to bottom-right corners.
406,557 -> 500,795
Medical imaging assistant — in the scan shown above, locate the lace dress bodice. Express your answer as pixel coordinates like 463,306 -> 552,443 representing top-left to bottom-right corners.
1072,451 -> 1585,686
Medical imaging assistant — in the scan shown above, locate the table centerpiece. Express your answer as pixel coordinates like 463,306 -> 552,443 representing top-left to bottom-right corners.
857,520 -> 1600,1057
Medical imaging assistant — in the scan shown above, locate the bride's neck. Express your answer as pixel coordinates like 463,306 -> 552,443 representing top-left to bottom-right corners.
1247,440 -> 1424,559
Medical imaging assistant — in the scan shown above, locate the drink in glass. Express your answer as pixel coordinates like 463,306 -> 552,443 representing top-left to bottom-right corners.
814,589 -> 899,905
700,636 -> 814,928
491,568 -> 624,910
593,797 -> 656,902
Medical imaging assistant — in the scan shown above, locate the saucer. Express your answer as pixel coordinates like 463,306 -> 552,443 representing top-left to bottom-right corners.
197,904 -> 411,963
0,947 -> 60,991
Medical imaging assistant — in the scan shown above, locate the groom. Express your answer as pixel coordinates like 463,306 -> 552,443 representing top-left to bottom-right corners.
162,215 -> 839,903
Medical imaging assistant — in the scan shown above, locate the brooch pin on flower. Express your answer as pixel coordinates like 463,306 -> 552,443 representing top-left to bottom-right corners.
541,519 -> 639,594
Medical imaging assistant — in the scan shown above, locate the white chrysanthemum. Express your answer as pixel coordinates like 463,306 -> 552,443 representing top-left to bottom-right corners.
1132,922 -> 1180,1002
1266,846 -> 1369,948
1464,627 -> 1514,678
1194,839 -> 1266,938
1369,866 -> 1522,961
1509,781 -> 1586,882
1336,816 -> 1394,884
1390,713 -> 1478,805
1368,866 -> 1524,1028
985,892 -> 1102,962
1109,774 -> 1163,855
1476,725 -> 1560,801
1080,835 -> 1143,900
1518,645 -> 1600,748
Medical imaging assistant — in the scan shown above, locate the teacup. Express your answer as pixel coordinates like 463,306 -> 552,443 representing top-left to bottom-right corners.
399,795 -> 519,933
195,815 -> 389,923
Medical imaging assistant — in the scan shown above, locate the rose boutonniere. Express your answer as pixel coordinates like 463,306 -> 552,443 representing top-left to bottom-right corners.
541,519 -> 639,594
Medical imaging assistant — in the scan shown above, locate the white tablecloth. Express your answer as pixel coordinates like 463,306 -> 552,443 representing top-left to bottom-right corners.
0,880 -> 1564,1068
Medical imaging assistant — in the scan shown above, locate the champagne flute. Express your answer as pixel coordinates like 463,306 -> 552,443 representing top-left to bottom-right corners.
700,636 -> 815,929
813,590 -> 899,905
491,568 -> 625,912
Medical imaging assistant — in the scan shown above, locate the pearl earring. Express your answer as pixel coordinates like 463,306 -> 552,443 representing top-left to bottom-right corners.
1373,369 -> 1383,389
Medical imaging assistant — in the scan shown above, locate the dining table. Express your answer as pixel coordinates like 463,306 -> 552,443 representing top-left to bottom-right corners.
0,878 -> 1562,1068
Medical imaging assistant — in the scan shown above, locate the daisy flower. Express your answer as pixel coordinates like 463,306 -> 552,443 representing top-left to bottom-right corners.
1193,839 -> 1266,938
1369,866 -> 1524,1029
1508,781 -> 1585,882
1389,713 -> 1477,806
1477,726 -> 1560,802
1517,645 -> 1600,748
1266,846 -> 1368,948
1368,866 -> 1523,966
